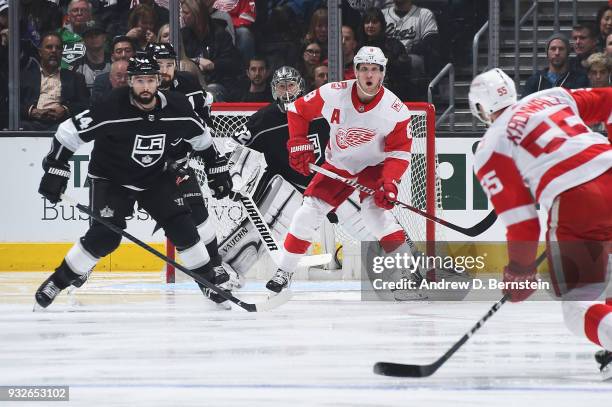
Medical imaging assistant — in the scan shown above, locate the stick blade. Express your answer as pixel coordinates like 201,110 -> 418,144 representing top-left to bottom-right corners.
253,289 -> 293,312
373,362 -> 432,378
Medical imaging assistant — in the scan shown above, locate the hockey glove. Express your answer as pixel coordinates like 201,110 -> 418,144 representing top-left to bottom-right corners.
205,154 -> 233,199
38,159 -> 70,204
287,138 -> 315,176
503,261 -> 538,302
373,179 -> 398,210
164,158 -> 190,185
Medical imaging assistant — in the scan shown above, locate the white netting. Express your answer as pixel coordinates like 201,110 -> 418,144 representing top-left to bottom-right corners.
185,103 -> 443,267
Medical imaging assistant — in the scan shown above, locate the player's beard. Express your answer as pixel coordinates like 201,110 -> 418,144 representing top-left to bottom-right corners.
160,74 -> 172,89
131,89 -> 155,105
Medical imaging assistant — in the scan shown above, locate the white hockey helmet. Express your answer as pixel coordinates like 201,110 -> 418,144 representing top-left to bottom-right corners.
468,68 -> 517,125
353,46 -> 388,71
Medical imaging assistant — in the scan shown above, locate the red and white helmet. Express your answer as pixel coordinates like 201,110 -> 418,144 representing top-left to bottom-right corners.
468,68 -> 517,125
353,46 -> 388,70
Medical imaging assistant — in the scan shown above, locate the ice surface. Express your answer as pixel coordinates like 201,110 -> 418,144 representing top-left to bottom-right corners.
1,272 -> 610,407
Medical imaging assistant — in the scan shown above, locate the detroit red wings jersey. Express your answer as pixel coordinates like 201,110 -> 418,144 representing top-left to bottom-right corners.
287,79 -> 412,176
474,87 -> 612,238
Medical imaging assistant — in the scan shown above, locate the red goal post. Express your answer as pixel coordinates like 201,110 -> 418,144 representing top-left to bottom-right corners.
165,102 -> 439,283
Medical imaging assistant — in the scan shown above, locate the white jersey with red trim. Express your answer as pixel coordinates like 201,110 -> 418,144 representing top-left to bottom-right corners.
474,87 -> 612,233
287,80 -> 412,176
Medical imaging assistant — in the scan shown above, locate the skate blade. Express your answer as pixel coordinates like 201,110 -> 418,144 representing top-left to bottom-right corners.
215,301 -> 232,311
32,303 -> 47,312
602,366 -> 612,381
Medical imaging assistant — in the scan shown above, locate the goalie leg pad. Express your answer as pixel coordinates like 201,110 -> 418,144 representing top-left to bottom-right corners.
65,239 -> 99,275
218,217 -> 262,276
258,174 -> 304,241
360,196 -> 404,240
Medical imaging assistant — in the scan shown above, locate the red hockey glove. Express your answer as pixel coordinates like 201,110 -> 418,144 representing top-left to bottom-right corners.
503,262 -> 538,303
287,138 -> 315,176
374,180 -> 398,210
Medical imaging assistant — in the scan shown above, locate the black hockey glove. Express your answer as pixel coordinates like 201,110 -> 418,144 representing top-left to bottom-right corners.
205,154 -> 233,199
39,158 -> 71,204
164,158 -> 190,184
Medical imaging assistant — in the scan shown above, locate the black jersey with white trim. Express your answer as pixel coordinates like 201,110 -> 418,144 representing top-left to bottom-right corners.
55,86 -> 211,190
232,103 -> 330,192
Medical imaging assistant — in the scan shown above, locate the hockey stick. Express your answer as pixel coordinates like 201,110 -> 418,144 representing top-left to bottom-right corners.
237,191 -> 332,267
309,163 -> 497,237
373,251 -> 547,377
60,194 -> 291,312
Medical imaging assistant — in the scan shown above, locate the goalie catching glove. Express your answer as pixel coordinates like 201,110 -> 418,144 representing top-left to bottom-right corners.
287,138 -> 315,176
39,158 -> 71,204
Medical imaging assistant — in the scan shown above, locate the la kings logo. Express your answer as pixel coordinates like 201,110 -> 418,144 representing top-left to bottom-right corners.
62,43 -> 86,65
131,134 -> 166,167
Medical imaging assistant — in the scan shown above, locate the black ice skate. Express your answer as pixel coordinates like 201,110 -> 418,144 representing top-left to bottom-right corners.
197,265 -> 231,304
266,269 -> 293,293
71,269 -> 92,288
34,260 -> 80,309
595,350 -> 612,381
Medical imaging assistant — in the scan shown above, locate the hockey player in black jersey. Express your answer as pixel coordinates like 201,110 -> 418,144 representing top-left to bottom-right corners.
35,55 -> 233,308
145,43 -> 234,285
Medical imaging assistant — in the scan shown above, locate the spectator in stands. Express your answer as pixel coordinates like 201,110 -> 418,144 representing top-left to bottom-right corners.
596,5 -> 612,50
312,63 -> 328,90
570,23 -> 599,73
522,33 -> 590,98
256,5 -> 301,74
297,41 -> 322,89
157,23 -> 206,88
0,0 -> 7,129
240,55 -> 273,102
583,52 -> 611,87
109,59 -> 129,90
341,25 -> 358,80
57,0 -> 94,68
71,21 -> 110,94
19,0 -> 63,61
382,0 -> 440,77
126,3 -> 157,50
20,32 -> 88,130
100,0 -> 168,40
606,33 -> 612,57
180,0 -> 242,101
90,35 -> 136,102
202,0 -> 236,44
359,7 -> 412,100
224,0 -> 256,62
304,8 -> 328,57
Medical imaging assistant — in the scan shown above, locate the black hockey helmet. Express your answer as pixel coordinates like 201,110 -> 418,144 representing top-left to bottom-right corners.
127,53 -> 160,76
271,66 -> 305,111
146,42 -> 177,61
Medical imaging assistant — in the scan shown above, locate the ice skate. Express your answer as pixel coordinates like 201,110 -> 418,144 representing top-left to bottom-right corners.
595,350 -> 612,381
34,261 -> 80,309
266,269 -> 293,293
198,265 -> 232,304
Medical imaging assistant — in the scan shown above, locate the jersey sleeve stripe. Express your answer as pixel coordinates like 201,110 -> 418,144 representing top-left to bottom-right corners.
535,143 -> 611,201
498,204 -> 539,227
78,117 -> 142,134
385,150 -> 411,161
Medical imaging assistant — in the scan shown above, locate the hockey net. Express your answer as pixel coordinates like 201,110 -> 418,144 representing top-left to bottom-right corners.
165,102 -> 441,282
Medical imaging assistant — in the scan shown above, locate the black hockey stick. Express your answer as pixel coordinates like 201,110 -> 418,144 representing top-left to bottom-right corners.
373,251 -> 547,377
309,163 -> 497,237
61,194 -> 291,312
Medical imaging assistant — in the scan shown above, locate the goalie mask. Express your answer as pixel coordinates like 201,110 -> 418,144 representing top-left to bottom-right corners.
271,66 -> 305,112
468,68 -> 517,125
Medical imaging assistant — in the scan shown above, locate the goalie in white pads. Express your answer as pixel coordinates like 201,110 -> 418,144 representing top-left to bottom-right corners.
469,68 -> 612,379
266,46 -> 418,293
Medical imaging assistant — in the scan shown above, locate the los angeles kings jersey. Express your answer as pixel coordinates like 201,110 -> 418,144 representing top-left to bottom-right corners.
474,87 -> 612,240
53,86 -> 212,190
232,102 -> 330,191
287,80 -> 412,179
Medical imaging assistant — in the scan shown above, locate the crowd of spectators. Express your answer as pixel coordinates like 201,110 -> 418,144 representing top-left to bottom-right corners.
0,1 -> 610,131
0,0 -> 458,130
